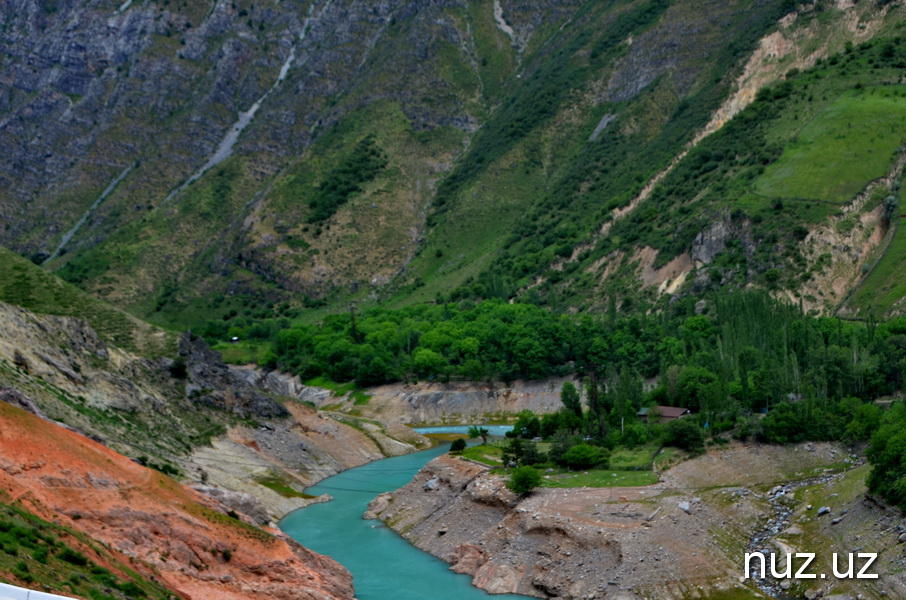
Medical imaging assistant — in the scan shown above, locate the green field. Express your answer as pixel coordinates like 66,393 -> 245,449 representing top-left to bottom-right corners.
540,468 -> 659,488
459,442 -> 505,466
754,87 -> 906,204
609,444 -> 660,469
458,443 -> 661,487
213,341 -> 270,365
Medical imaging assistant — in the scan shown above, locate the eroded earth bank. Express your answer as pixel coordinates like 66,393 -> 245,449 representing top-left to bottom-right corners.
366,443 -> 906,600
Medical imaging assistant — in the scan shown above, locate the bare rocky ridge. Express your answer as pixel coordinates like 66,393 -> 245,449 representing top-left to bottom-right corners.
367,444 -> 906,600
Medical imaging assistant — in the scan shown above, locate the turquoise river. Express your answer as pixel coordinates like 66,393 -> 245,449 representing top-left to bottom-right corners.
280,427 -> 532,600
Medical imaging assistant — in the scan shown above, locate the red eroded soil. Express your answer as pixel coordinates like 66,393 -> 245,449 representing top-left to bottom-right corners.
0,402 -> 354,600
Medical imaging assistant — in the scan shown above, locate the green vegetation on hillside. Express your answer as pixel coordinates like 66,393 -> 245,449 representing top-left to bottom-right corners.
424,0 -> 816,309
847,192 -> 904,314
427,31 -> 906,312
754,87 -> 906,203
0,247 -> 175,356
590,37 -> 906,300
0,501 -> 171,600
305,135 -> 388,223
209,291 -> 905,441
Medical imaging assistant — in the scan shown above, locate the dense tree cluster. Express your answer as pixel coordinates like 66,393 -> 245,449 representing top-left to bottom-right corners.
207,291 -> 906,507
867,402 -> 906,508
236,293 -> 906,419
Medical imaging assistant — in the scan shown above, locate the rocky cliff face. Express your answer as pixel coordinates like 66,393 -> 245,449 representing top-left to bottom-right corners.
236,368 -> 570,424
368,445 -> 906,600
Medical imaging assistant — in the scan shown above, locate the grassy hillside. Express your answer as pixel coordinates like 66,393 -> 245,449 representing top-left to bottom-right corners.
0,500 -> 172,600
754,87 -> 906,203
570,32 -> 906,312
0,247 -> 176,357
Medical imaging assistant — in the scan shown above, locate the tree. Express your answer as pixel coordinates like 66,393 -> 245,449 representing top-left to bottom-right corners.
560,381 -> 582,418
843,402 -> 882,442
412,347 -> 447,379
676,366 -> 718,412
614,366 -> 643,422
468,425 -> 490,445
507,466 -> 542,496
520,442 -> 546,466
502,437 -> 545,466
866,402 -> 906,509
548,429 -> 576,466
561,443 -> 604,470
511,410 -> 541,439
662,418 -> 704,452
450,438 -> 467,453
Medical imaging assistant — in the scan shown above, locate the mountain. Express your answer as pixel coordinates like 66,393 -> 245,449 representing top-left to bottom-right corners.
3,0 -> 905,331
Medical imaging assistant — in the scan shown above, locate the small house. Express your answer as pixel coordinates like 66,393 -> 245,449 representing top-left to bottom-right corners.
637,406 -> 691,423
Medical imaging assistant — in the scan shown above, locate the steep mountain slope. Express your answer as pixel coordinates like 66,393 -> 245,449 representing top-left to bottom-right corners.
2,0 -> 906,328
0,400 -> 355,600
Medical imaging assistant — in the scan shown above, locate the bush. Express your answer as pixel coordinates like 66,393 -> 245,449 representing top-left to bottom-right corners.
168,356 -> 188,379
450,438 -> 467,453
561,443 -> 604,469
507,466 -> 542,496
58,548 -> 89,566
662,418 -> 704,452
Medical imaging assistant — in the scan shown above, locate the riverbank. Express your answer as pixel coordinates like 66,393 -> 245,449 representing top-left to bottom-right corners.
230,366 -> 568,424
185,403 -> 431,521
366,442 -> 906,600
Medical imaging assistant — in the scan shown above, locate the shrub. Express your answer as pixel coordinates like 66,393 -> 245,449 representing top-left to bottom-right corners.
168,356 -> 188,379
507,466 -> 542,496
561,443 -> 604,469
58,548 -> 89,566
662,418 -> 704,452
450,438 -> 467,453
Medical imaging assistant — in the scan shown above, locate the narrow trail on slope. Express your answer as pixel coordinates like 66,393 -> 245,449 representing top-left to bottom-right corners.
162,0 -> 333,205
44,164 -> 133,263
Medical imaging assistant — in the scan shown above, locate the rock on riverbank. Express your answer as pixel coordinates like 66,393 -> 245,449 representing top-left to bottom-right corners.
367,444 -> 906,600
